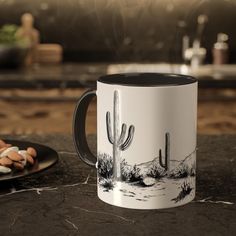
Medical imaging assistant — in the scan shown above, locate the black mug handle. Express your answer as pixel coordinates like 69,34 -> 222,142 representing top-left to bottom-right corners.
73,90 -> 97,167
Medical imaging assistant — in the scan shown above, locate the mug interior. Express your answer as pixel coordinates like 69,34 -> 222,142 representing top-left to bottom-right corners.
98,73 -> 197,87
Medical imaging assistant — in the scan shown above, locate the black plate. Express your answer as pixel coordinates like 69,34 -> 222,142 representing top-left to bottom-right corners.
0,140 -> 58,181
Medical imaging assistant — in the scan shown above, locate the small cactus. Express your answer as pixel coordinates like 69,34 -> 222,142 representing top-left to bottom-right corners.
159,132 -> 170,171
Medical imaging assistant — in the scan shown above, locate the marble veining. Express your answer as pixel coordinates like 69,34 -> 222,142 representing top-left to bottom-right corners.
73,206 -> 135,224
65,218 -> 79,231
0,134 -> 235,235
194,197 -> 234,205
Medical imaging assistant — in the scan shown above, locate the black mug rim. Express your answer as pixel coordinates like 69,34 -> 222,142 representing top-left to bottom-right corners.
98,73 -> 197,87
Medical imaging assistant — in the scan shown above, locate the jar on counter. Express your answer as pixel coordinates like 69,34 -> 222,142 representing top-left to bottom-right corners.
212,33 -> 229,65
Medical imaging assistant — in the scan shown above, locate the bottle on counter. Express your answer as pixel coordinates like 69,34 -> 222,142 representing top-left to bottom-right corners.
16,13 -> 40,65
212,33 -> 229,65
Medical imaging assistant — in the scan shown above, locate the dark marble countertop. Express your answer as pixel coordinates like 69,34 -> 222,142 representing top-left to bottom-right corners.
0,63 -> 235,89
0,134 -> 235,236
0,63 -> 106,89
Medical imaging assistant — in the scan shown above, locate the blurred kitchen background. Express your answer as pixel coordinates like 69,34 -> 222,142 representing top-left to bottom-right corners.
0,0 -> 235,135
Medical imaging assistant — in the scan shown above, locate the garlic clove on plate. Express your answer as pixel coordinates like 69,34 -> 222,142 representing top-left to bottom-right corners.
0,146 -> 19,158
0,165 -> 12,174
18,150 -> 28,166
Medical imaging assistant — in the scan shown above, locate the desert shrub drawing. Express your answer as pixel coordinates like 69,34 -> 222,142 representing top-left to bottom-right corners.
98,90 -> 195,204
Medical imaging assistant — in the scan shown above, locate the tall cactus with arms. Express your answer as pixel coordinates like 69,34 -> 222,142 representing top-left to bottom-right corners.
106,90 -> 135,181
159,132 -> 170,171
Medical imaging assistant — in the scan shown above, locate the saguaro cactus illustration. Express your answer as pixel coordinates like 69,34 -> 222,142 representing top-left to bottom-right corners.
159,132 -> 170,171
106,90 -> 135,181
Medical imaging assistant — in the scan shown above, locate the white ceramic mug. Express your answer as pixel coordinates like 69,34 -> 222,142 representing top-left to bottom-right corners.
73,73 -> 197,209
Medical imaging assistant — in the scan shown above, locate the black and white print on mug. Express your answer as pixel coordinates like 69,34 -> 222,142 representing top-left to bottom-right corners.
73,73 -> 197,209
97,88 -> 196,208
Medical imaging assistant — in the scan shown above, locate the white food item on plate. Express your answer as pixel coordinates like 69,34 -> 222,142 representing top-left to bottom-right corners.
0,165 -> 12,174
0,146 -> 19,158
18,150 -> 28,166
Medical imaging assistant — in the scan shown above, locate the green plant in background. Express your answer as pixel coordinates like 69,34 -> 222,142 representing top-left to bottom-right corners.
0,24 -> 28,46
